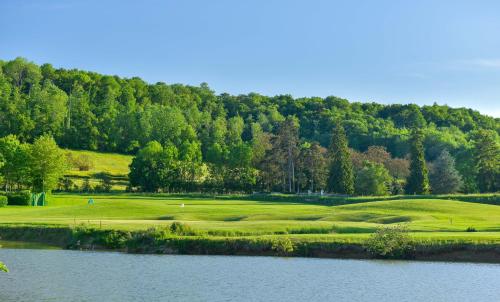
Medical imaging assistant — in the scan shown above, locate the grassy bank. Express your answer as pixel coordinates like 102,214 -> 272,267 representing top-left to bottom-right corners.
0,225 -> 499,262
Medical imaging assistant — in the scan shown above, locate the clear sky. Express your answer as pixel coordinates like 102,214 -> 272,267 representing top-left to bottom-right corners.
1,0 -> 500,117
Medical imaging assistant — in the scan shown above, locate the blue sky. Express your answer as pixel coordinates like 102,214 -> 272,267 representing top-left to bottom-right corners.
1,0 -> 500,117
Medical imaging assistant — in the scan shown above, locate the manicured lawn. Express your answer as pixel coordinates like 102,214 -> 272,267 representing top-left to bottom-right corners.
1,193 -> 499,243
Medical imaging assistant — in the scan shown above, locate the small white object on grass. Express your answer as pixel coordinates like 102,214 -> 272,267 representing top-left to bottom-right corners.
180,203 -> 185,208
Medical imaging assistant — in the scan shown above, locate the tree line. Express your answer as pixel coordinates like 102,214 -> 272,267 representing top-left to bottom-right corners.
0,57 -> 499,194
128,120 -> 498,195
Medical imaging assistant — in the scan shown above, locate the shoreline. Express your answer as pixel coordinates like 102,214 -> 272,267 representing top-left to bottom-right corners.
1,225 -> 499,264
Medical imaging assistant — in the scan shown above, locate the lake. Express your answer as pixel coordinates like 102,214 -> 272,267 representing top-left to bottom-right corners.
0,248 -> 499,302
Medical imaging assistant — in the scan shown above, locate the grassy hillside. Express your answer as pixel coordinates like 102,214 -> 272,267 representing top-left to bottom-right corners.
1,194 -> 499,243
64,150 -> 133,191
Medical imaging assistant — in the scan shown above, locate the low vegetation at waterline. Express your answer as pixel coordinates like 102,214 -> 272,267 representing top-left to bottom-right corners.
0,261 -> 7,272
364,225 -> 415,259
0,243 -> 7,272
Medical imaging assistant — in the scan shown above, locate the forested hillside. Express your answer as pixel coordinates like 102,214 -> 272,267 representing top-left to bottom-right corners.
0,57 -> 498,194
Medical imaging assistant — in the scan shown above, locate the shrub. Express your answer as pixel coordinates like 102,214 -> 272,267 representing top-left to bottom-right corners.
169,222 -> 197,236
102,231 -> 132,249
0,196 -> 7,207
127,227 -> 171,252
81,178 -> 93,193
390,179 -> 405,195
466,226 -> 477,232
271,237 -> 294,256
7,190 -> 31,206
73,154 -> 94,171
59,177 -> 75,192
94,173 -> 112,193
364,225 -> 414,259
71,225 -> 131,249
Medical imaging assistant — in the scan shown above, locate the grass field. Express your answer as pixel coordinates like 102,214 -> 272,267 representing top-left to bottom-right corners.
64,150 -> 133,190
1,193 -> 499,244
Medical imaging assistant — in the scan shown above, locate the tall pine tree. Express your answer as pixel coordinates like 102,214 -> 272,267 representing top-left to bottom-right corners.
327,121 -> 354,194
405,129 -> 430,194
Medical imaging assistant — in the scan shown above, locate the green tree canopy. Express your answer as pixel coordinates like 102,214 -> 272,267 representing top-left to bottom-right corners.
0,135 -> 31,191
0,57 -> 499,194
129,141 -> 165,192
355,161 -> 393,196
29,134 -> 67,192
472,130 -> 500,192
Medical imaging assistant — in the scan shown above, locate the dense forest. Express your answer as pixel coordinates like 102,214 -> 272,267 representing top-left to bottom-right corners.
0,57 -> 499,194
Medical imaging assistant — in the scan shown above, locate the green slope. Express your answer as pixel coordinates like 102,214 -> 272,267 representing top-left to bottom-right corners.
64,150 -> 133,191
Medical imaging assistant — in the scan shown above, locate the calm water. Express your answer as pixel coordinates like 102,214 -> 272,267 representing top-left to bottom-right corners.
0,249 -> 499,302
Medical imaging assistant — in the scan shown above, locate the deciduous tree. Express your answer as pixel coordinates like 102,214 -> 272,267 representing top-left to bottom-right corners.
29,134 -> 67,192
355,161 -> 392,196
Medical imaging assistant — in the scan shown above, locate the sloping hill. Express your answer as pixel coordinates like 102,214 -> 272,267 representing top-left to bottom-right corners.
64,150 -> 133,191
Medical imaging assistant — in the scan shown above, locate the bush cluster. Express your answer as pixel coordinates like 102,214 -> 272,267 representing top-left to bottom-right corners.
364,225 -> 415,259
169,222 -> 197,236
271,237 -> 295,256
6,190 -> 31,206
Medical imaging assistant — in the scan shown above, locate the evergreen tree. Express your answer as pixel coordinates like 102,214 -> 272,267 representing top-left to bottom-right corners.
327,121 -> 354,194
405,129 -> 430,194
429,150 -> 463,194
472,130 -> 500,192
